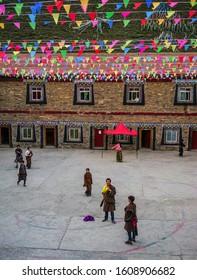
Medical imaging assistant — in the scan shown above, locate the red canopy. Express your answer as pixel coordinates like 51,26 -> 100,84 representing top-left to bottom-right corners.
104,122 -> 138,136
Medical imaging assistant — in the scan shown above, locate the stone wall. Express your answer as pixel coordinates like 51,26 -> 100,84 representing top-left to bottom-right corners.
0,79 -> 197,150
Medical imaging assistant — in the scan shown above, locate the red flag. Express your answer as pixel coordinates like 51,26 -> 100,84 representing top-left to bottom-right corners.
88,12 -> 96,20
46,5 -> 53,15
69,13 -> 76,22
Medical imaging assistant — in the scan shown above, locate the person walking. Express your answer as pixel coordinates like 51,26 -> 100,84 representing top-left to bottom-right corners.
179,138 -> 185,157
17,160 -> 27,187
124,195 -> 138,245
101,178 -> 116,224
83,168 -> 93,196
25,147 -> 33,169
14,145 -> 23,168
112,142 -> 122,162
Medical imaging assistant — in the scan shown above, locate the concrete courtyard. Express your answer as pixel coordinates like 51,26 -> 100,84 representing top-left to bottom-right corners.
0,147 -> 196,260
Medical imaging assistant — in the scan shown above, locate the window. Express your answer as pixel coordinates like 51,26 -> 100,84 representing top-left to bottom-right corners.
16,125 -> 36,142
174,83 -> 196,105
73,82 -> 94,105
123,82 -> 145,105
64,126 -> 83,143
26,82 -> 47,104
161,128 -> 179,145
116,134 -> 130,143
21,127 -> 33,140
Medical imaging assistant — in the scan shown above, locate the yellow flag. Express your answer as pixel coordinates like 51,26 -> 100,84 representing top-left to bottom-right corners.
80,0 -> 89,13
27,46 -> 32,53
190,0 -> 196,7
52,13 -> 59,24
165,40 -> 171,48
76,21 -> 82,27
158,19 -> 165,25
103,40 -> 108,44
0,23 -> 4,29
107,49 -> 114,54
166,11 -> 175,18
152,2 -> 160,10
63,5 -> 70,14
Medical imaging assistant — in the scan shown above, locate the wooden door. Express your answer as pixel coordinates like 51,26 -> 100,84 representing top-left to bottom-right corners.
192,131 -> 197,149
141,129 -> 151,148
94,128 -> 104,148
0,127 -> 10,145
45,128 -> 55,146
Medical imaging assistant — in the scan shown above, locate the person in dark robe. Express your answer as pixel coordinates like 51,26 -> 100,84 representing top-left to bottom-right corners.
101,178 -> 116,224
17,160 -> 27,187
83,168 -> 93,196
124,196 -> 138,245
112,142 -> 122,162
25,147 -> 33,169
14,145 -> 23,168
179,138 -> 185,157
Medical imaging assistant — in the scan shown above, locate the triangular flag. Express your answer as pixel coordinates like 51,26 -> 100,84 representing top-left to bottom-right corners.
124,47 -> 130,54
46,5 -> 53,15
115,3 -> 123,10
133,2 -> 142,10
174,18 -> 181,25
122,11 -> 131,18
146,11 -> 153,19
146,0 -> 153,8
92,19 -> 98,27
166,11 -> 175,18
14,22 -> 20,29
152,2 -> 160,10
102,0 -> 109,6
141,19 -> 147,25
184,44 -> 189,51
158,18 -> 165,25
35,2 -> 42,14
30,6 -> 37,14
189,10 -> 196,18
106,12 -> 114,19
60,21 -> 66,25
60,50 -> 67,58
123,20 -> 130,27
169,2 -> 178,8
0,4 -> 5,15
80,0 -> 89,13
123,0 -> 130,8
0,23 -> 4,29
29,14 -> 36,22
107,49 -> 114,54
53,46 -> 60,53
69,13 -> 76,22
30,51 -> 36,58
55,1 -> 63,12
27,46 -> 32,53
14,3 -> 23,16
76,21 -> 82,27
52,13 -> 59,24
191,18 -> 197,23
190,0 -> 197,7
171,45 -> 177,52
29,22 -> 36,29
88,12 -> 96,20
107,20 -> 114,29
6,14 -> 15,20
156,46 -> 164,52
63,4 -> 70,14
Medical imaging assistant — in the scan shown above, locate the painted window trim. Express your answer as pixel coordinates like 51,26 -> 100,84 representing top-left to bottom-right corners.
161,128 -> 180,145
26,83 -> 47,104
64,126 -> 83,143
16,125 -> 36,143
174,84 -> 196,106
123,84 -> 145,105
73,83 -> 94,105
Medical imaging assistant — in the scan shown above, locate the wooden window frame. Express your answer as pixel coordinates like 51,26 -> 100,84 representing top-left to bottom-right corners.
73,82 -> 94,105
26,83 -> 47,104
174,83 -> 196,106
123,83 -> 145,105
64,126 -> 83,143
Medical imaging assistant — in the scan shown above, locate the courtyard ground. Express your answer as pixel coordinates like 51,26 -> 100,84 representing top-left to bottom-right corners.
0,148 -> 196,260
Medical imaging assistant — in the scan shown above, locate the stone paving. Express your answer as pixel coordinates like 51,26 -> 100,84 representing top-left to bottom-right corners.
0,148 -> 196,260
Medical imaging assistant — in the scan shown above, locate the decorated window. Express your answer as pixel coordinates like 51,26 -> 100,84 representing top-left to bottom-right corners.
26,81 -> 47,104
64,126 -> 83,143
174,82 -> 196,105
161,128 -> 180,145
16,125 -> 36,142
73,81 -> 94,105
123,82 -> 145,105
21,127 -> 33,140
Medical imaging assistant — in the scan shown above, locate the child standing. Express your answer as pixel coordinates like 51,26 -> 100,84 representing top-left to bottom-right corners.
17,160 -> 27,187
124,196 -> 138,245
83,168 -> 93,196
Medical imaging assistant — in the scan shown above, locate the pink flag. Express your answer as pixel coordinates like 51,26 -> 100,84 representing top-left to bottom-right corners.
6,14 -> 15,20
121,11 -> 131,18
14,22 -> 20,29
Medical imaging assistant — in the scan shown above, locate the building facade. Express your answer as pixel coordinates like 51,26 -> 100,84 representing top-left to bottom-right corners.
0,77 -> 197,150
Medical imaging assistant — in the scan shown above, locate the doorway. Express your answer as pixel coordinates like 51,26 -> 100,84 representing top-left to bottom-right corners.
192,131 -> 197,149
45,128 -> 55,146
0,127 -> 10,145
141,129 -> 151,148
94,128 -> 105,149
